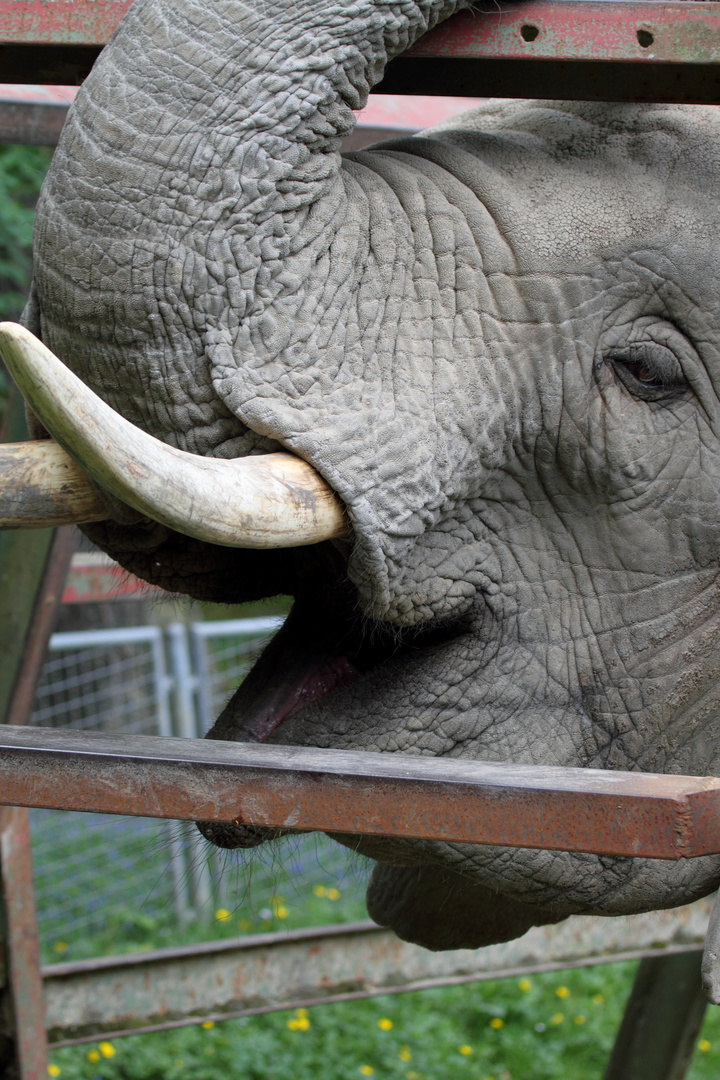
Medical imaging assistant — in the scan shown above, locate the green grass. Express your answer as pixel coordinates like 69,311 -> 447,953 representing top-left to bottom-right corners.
45,959 -> 720,1079
35,819 -> 371,963
47,962 -> 638,1080
34,818 -> 720,1079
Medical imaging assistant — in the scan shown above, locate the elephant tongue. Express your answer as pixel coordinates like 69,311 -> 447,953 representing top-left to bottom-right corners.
238,652 -> 361,743
207,600 -> 362,744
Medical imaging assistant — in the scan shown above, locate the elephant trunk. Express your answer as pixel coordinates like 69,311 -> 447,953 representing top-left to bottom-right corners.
32,0 -> 472,411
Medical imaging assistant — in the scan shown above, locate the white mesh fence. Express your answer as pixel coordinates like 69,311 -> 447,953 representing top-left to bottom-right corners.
29,619 -> 368,962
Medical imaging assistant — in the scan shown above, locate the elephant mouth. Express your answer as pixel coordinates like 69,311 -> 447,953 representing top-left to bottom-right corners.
225,601 -> 465,744
196,545 -> 470,848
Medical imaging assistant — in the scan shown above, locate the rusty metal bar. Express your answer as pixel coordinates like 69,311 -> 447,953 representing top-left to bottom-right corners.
41,898 -> 713,1045
0,0 -> 716,59
0,95 -> 69,145
0,808 -> 47,1079
409,2 -> 720,65
0,726 -> 719,859
4,0 -> 720,98
4,528 -> 77,728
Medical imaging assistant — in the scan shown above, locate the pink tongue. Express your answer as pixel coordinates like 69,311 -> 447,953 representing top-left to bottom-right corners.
242,654 -> 361,743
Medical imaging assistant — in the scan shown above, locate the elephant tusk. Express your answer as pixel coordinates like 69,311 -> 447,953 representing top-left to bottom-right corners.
0,323 -> 349,548
0,440 -> 109,528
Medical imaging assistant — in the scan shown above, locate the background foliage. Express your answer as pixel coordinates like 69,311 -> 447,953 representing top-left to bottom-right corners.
0,144 -> 53,417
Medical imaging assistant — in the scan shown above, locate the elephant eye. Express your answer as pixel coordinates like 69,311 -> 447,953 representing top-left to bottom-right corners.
607,343 -> 687,403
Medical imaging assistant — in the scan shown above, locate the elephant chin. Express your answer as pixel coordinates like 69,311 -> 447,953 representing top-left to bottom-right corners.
366,863 -> 565,951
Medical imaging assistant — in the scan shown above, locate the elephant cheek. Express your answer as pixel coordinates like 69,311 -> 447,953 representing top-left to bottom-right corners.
366,863 -> 565,951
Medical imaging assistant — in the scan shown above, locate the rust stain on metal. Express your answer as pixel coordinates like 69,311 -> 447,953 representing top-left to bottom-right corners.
1,0 -> 720,65
41,903 -> 715,1045
0,807 -> 48,1078
0,727 -> 719,860
405,2 -> 720,65
0,0 -> 133,46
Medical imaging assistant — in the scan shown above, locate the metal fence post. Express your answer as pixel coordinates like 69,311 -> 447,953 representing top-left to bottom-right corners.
603,951 -> 708,1080
166,625 -> 213,914
0,807 -> 47,1080
0,387 -> 76,1077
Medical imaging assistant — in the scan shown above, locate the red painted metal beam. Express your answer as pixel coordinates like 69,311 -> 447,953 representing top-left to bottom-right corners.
0,0 -> 132,45
408,2 -> 720,65
3,1 -> 720,96
0,0 -> 717,62
61,553 -> 162,603
0,725 -> 720,859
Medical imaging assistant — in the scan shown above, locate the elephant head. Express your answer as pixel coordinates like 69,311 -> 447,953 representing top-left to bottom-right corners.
14,0 -> 720,950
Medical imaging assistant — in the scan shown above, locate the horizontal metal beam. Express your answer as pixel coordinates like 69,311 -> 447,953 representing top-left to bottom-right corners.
379,1 -> 720,104
3,0 -> 720,99
1,726 -> 720,859
42,898 -> 714,1044
410,2 -> 720,65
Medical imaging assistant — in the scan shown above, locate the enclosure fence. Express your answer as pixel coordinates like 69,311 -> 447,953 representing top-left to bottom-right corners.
27,617 -> 366,960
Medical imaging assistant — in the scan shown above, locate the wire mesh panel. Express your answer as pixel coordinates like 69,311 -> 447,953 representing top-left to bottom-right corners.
189,617 -> 285,736
29,627 -> 187,961
27,618 -> 370,963
31,627 -> 171,735
186,617 -> 370,920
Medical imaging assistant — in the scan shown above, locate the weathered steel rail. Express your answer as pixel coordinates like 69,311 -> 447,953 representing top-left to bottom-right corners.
0,725 -> 719,860
41,899 -> 714,1045
4,0 -> 720,101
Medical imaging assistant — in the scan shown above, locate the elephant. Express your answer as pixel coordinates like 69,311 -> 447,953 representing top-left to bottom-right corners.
11,0 -> 720,954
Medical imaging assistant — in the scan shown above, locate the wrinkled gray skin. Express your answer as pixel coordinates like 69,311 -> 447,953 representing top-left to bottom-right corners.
26,0 -> 720,951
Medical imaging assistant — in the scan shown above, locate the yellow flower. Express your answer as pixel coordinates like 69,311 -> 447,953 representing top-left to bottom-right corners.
99,1041 -> 115,1058
551,1013 -> 564,1026
47,1066 -> 61,1077
214,908 -> 231,921
459,1043 -> 473,1055
406,1073 -> 419,1080
326,887 -> 341,900
399,1046 -> 412,1062
52,942 -> 68,954
518,978 -> 532,993
555,985 -> 570,999
238,919 -> 252,930
592,994 -> 604,1005
359,1067 -> 374,1076
312,885 -> 326,897
271,895 -> 289,918
574,1015 -> 586,1026
699,1039 -> 712,1052
489,1018 -> 504,1030
378,1018 -> 393,1031
286,1009 -> 311,1032
86,1051 -> 100,1063
201,1021 -> 214,1029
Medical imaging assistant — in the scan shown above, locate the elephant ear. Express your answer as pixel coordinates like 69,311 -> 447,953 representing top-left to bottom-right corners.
366,862 -> 565,950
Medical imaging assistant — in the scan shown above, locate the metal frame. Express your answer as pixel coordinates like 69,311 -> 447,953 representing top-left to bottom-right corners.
0,726 -> 719,860
39,901 -> 714,1046
3,0 -> 720,100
